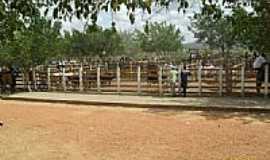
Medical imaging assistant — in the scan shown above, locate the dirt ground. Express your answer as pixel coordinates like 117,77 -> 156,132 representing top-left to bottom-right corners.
0,101 -> 270,160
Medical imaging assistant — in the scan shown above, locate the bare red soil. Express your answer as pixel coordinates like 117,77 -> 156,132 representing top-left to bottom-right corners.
0,100 -> 269,160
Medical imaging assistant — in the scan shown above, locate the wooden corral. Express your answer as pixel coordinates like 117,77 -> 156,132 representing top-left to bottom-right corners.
12,60 -> 270,97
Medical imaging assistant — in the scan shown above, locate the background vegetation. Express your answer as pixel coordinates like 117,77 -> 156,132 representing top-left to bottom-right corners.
0,0 -> 268,70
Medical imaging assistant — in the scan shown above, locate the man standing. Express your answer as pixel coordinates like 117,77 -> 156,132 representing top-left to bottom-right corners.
253,53 -> 267,94
10,66 -> 18,93
181,65 -> 190,97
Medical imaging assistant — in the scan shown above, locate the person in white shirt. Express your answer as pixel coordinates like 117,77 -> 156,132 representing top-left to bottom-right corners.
253,53 -> 267,94
253,53 -> 266,70
169,65 -> 178,96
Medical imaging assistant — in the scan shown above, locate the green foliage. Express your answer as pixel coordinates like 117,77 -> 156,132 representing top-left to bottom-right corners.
120,31 -> 141,58
0,0 -> 268,68
67,24 -> 124,58
135,22 -> 183,56
192,8 -> 236,53
193,2 -> 270,54
0,0 -> 40,45
198,1 -> 270,53
46,0 -> 190,22
0,16 -> 62,69
230,6 -> 258,50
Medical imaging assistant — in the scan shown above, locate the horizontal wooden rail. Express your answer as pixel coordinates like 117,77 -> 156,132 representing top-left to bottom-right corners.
10,63 -> 269,97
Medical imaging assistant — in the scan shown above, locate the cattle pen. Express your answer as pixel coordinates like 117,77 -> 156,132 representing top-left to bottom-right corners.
12,60 -> 270,98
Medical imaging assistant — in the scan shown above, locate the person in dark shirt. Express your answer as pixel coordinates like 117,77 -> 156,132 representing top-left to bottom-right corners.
181,66 -> 190,97
10,66 -> 18,93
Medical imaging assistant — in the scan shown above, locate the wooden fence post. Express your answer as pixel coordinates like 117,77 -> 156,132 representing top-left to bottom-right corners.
79,64 -> 83,92
22,71 -> 26,91
241,64 -> 245,97
178,65 -> 182,95
32,68 -> 37,91
219,66 -> 223,96
158,66 -> 163,96
47,67 -> 51,91
137,65 -> 141,95
105,62 -> 108,71
117,64 -> 121,93
130,61 -> 133,80
198,64 -> 202,96
97,65 -> 101,93
62,67 -> 67,91
264,64 -> 269,98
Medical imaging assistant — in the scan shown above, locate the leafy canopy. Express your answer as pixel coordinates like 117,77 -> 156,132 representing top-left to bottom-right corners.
66,24 -> 124,58
0,16 -> 62,69
135,22 -> 183,55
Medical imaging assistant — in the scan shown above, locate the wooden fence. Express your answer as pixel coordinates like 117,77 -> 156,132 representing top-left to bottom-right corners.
14,62 -> 270,97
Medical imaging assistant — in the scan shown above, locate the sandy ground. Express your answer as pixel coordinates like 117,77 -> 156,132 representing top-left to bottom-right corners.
0,101 -> 270,160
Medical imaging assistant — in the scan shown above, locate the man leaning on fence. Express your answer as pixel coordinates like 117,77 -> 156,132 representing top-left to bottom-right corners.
253,53 -> 267,94
181,66 -> 190,97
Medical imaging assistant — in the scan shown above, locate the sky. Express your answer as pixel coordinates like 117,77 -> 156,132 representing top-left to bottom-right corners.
59,1 -> 253,44
61,1 -> 202,44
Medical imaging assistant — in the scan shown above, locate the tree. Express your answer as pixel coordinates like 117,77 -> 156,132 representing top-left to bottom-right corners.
0,1 -> 268,39
0,0 -> 268,53
120,31 -> 142,58
0,16 -> 62,69
44,0 -> 190,24
192,8 -> 237,54
135,22 -> 183,58
0,0 -> 40,45
87,27 -> 124,57
192,6 -> 240,93
66,24 -> 124,59
199,1 -> 270,53
249,1 -> 270,53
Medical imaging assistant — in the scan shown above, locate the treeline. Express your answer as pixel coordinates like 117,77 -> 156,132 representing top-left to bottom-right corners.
0,15 -> 184,72
1,1 -> 269,73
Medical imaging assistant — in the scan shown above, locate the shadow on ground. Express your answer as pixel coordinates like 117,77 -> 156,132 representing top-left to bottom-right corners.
145,107 -> 270,124
166,96 -> 270,108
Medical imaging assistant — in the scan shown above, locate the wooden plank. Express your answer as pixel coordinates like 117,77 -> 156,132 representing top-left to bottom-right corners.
158,66 -> 163,96
198,65 -> 202,96
62,67 -> 67,91
97,65 -> 101,93
117,64 -> 121,93
79,65 -> 84,92
178,65 -> 182,94
32,68 -> 37,91
47,67 -> 51,91
241,65 -> 245,97
219,67 -> 223,96
265,64 -> 269,98
137,65 -> 141,95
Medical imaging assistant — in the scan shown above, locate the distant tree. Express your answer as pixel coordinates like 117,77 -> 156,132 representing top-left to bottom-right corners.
67,24 -> 124,58
88,27 -> 124,57
0,0 -> 268,55
0,16 -> 62,69
135,22 -> 183,57
120,31 -> 141,58
192,7 -> 238,93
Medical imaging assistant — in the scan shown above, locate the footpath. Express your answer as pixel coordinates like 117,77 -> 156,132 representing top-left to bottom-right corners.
3,92 -> 270,112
